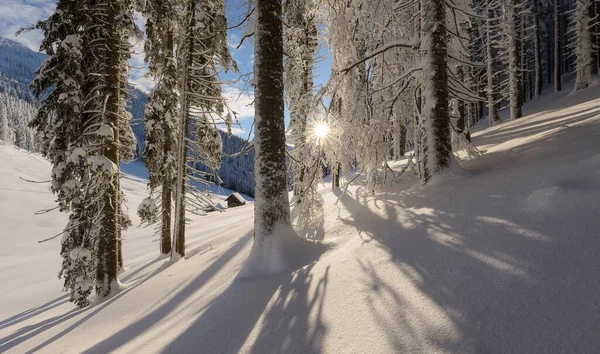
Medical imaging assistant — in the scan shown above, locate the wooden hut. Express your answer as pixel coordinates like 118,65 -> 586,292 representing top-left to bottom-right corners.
225,192 -> 247,208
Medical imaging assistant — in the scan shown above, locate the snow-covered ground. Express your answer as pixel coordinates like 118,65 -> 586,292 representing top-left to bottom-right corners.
1,84 -> 600,353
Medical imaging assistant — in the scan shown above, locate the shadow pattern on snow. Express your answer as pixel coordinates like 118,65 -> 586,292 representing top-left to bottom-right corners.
330,119 -> 600,352
0,255 -> 166,352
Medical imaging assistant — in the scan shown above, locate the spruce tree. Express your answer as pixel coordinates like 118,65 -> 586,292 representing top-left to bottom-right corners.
30,0 -> 136,306
138,0 -> 178,255
172,0 -> 235,259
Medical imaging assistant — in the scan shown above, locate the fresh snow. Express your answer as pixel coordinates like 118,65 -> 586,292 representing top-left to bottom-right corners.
1,84 -> 600,352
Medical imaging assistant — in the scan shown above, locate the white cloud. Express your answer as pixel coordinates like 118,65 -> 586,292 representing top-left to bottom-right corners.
223,87 -> 254,121
130,73 -> 155,93
228,33 -> 244,50
230,127 -> 246,136
0,0 -> 55,51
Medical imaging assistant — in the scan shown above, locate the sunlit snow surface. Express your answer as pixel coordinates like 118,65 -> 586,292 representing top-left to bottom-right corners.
1,82 -> 600,352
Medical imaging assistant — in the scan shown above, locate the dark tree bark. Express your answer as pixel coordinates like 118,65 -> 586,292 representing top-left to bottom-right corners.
486,0 -> 499,125
554,0 -> 562,91
97,0 -> 123,296
173,0 -> 196,259
253,0 -> 291,240
419,0 -> 450,182
533,0 -> 543,97
160,29 -> 174,256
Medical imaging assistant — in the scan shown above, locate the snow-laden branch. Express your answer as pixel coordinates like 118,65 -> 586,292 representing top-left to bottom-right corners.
341,37 -> 419,74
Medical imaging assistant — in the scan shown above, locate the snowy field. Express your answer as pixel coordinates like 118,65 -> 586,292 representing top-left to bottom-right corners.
1,84 -> 600,352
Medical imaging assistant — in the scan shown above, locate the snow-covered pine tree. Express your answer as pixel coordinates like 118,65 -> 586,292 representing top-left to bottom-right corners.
172,0 -> 236,259
29,0 -> 137,306
139,0 -> 179,255
81,0 -> 137,298
571,0 -> 597,90
28,0 -> 93,307
0,102 -> 8,143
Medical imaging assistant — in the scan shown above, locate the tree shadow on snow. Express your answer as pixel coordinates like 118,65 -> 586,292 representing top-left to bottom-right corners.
0,255 -> 166,353
331,122 -> 600,353
159,261 -> 330,353
84,229 -> 329,353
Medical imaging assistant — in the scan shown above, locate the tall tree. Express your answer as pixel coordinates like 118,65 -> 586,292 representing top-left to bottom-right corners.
572,0 -> 596,90
418,0 -> 451,181
245,0 -> 293,274
172,0 -> 235,259
284,0 -> 324,229
84,0 -> 136,298
505,0 -> 523,119
138,0 -> 178,255
29,0 -> 136,306
285,0 -> 318,204
533,0 -> 543,97
554,0 -> 562,91
485,0 -> 500,124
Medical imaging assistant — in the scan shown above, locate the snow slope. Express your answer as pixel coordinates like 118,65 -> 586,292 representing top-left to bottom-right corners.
1,84 -> 600,353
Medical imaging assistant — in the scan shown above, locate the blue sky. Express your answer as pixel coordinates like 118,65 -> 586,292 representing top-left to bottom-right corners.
0,0 -> 331,137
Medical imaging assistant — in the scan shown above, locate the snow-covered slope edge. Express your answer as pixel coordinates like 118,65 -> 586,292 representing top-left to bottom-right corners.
1,84 -> 600,353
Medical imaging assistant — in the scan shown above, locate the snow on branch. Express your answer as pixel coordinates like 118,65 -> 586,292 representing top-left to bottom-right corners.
341,37 -> 419,74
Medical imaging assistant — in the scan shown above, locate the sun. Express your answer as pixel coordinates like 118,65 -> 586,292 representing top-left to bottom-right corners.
313,122 -> 329,139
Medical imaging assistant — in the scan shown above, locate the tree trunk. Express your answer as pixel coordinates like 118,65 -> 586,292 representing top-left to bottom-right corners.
554,0 -> 562,91
419,0 -> 451,182
456,65 -> 466,134
97,0 -> 122,296
507,0 -> 523,120
533,0 -> 543,98
486,0 -> 499,125
574,0 -> 595,91
253,0 -> 291,241
172,0 -> 196,259
332,163 -> 341,189
160,29 -> 174,255
547,33 -> 553,85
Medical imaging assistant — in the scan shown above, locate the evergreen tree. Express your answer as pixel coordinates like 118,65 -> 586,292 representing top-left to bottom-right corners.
0,102 -> 8,143
138,0 -> 179,255
30,0 -> 137,306
172,0 -> 236,259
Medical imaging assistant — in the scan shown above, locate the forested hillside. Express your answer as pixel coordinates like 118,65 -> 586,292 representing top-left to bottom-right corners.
0,37 -> 148,155
0,36 -> 255,194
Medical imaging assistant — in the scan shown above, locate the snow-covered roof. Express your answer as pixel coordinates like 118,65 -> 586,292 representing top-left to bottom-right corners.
226,192 -> 247,203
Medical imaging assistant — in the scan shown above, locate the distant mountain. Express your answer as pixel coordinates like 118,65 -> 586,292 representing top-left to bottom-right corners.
0,36 -> 147,156
0,37 -> 256,196
0,37 -> 46,102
